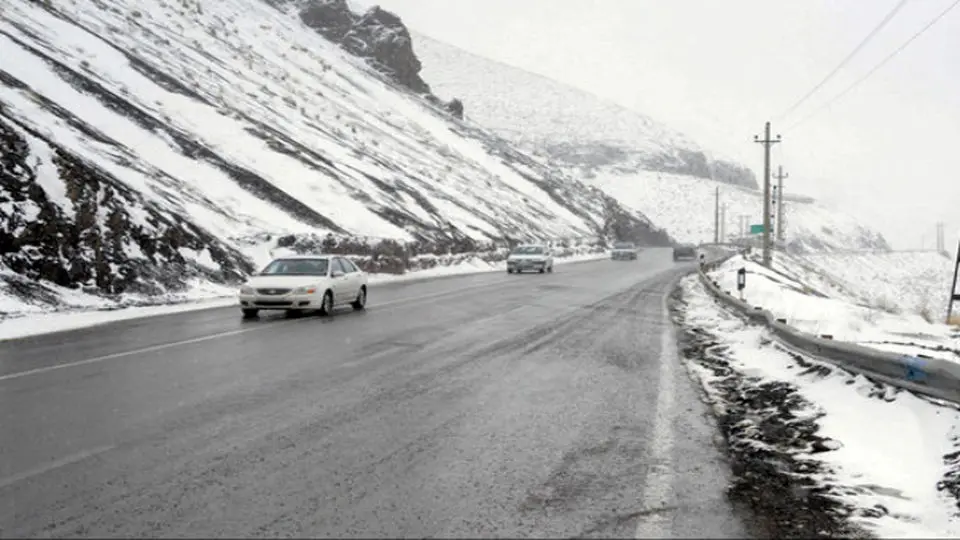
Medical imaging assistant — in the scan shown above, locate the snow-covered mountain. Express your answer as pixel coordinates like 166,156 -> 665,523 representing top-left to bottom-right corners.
412,33 -> 758,190
0,0 -> 670,313
412,34 -> 890,252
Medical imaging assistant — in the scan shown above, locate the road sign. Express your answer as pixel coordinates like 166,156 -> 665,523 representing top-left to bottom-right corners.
750,224 -> 766,235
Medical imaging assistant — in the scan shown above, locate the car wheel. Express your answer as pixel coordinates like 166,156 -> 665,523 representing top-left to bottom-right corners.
547,264 -> 553,273
507,268 -> 514,274
351,286 -> 367,310
318,290 -> 334,316
539,267 -> 545,274
242,308 -> 259,319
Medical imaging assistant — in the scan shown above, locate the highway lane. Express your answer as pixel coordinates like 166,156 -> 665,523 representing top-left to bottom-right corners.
0,248 -> 748,538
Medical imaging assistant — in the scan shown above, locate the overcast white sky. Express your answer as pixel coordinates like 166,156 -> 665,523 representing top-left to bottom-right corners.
357,0 -> 959,249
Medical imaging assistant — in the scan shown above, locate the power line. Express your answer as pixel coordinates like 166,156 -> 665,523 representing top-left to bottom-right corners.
785,0 -> 960,132
775,0 -> 910,122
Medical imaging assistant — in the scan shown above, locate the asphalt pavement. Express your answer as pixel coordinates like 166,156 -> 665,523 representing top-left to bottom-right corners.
0,248 -> 748,538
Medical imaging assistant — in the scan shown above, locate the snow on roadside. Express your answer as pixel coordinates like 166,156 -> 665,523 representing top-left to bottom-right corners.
0,252 -> 608,341
707,253 -> 960,363
673,274 -> 960,538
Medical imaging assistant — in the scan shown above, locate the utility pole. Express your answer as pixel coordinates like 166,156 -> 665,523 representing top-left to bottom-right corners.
720,203 -> 727,242
937,222 -> 945,253
755,122 -> 781,267
774,166 -> 788,244
948,238 -> 960,324
714,186 -> 720,244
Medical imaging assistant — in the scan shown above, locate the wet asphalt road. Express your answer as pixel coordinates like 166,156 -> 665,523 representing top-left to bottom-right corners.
0,248 -> 747,538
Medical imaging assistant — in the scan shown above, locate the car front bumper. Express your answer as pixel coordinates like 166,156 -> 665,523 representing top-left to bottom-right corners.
238,293 -> 319,309
507,260 -> 547,271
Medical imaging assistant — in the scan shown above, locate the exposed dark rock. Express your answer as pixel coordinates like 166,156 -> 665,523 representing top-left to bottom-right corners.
299,1 -> 428,94
0,112 -> 254,299
294,1 -> 466,119
444,97 -> 464,120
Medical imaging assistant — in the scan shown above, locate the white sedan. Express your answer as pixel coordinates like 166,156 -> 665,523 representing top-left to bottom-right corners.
506,244 -> 554,274
237,254 -> 368,318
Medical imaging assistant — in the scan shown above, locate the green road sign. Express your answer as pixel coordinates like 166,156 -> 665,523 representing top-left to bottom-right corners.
750,224 -> 766,234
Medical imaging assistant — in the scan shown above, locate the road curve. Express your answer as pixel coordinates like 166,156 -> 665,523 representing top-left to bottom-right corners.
0,248 -> 747,538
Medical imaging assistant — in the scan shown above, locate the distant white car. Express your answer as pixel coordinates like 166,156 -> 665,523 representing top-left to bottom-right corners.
237,254 -> 368,318
506,244 -> 554,274
610,241 -> 638,260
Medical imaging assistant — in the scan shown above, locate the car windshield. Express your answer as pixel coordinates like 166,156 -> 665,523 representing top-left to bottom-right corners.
259,258 -> 329,276
614,242 -> 635,249
512,246 -> 544,255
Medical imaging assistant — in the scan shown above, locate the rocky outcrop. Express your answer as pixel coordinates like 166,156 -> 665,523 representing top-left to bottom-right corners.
299,1 -> 429,94
295,1 -> 466,117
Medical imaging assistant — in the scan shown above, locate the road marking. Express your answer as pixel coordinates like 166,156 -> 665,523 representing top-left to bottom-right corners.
0,444 -> 116,490
634,279 -> 679,539
0,277 -> 531,383
0,325 -> 289,383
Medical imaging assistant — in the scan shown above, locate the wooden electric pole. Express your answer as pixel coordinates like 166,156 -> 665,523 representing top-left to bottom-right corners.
774,166 -> 788,244
720,203 -> 727,242
755,122 -> 781,267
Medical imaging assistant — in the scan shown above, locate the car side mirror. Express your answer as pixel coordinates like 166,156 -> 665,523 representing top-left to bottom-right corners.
332,270 -> 345,278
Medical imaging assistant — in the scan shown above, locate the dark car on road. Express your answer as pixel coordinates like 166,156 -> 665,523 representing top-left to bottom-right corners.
610,241 -> 638,260
673,244 -> 697,261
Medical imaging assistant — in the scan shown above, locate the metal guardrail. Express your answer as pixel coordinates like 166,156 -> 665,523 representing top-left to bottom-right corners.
696,256 -> 960,405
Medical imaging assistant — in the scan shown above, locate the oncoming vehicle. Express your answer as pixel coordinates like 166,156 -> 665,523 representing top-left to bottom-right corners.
673,244 -> 698,262
610,241 -> 638,260
237,255 -> 368,318
506,244 -> 554,274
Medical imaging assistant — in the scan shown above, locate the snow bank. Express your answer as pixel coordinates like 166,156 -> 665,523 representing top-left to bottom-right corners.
708,252 -> 960,362
676,275 -> 960,537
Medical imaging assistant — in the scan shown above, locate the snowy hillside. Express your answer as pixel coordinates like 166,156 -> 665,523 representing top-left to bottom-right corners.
413,34 -> 889,252
801,251 -> 957,323
413,33 -> 758,189
0,0 -> 670,314
707,252 -> 960,362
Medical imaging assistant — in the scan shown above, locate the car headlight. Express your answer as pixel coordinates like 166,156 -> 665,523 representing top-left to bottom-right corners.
292,286 -> 317,295
239,285 -> 254,295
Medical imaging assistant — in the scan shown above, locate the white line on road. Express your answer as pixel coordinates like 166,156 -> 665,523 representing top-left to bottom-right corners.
634,278 -> 679,539
0,444 -> 116,490
0,278 -> 512,383
0,326 -> 281,383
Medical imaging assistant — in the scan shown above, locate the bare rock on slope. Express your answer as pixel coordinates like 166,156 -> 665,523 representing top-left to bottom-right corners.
0,113 -> 254,300
299,0 -> 431,95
